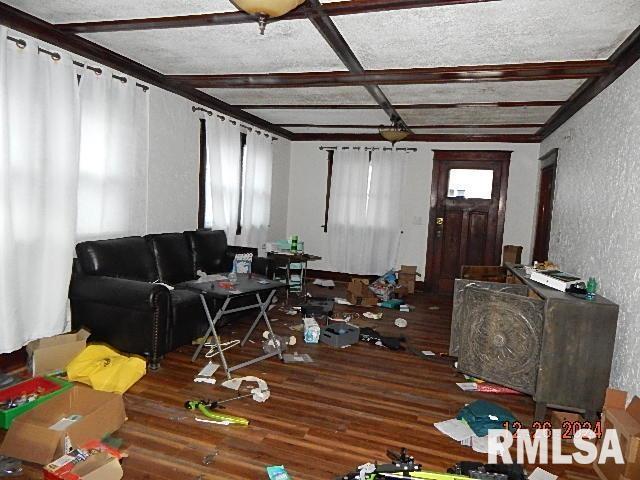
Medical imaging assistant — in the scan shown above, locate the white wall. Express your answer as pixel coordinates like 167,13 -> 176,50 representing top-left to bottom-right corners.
287,141 -> 541,275
541,60 -> 640,397
269,139 -> 291,240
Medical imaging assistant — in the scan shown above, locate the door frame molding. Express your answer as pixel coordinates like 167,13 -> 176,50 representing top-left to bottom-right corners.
532,148 -> 559,262
425,150 -> 512,292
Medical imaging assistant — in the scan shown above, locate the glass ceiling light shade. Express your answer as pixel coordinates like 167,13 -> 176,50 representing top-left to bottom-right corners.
230,0 -> 306,34
379,123 -> 410,145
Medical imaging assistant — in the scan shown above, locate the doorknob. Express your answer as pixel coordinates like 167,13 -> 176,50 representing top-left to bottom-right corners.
436,217 -> 444,226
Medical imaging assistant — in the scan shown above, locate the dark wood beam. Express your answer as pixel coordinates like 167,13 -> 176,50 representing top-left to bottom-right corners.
280,123 -> 544,129
173,61 -> 611,88
55,0 -> 499,33
291,133 -> 542,143
303,0 -> 407,129
538,25 -> 640,139
0,2 -> 292,139
238,101 -> 564,110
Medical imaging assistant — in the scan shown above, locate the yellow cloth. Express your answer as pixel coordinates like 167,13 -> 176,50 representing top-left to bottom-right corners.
66,345 -> 146,394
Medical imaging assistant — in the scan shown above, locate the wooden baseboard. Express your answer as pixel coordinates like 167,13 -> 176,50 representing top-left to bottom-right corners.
307,269 -> 426,293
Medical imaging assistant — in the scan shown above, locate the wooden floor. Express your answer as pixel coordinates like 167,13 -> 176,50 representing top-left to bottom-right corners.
5,283 -> 599,479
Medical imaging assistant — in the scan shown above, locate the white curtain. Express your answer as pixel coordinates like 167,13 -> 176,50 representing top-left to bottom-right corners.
328,148 -> 406,275
362,148 -> 406,274
328,148 -> 371,273
238,132 -> 273,248
205,118 -> 241,241
76,67 -> 149,240
0,28 -> 81,353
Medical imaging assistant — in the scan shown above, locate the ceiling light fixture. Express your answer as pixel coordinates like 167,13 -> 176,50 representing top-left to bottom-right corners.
230,0 -> 306,34
379,119 -> 410,145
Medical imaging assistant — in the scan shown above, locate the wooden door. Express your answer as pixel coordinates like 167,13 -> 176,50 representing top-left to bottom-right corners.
532,150 -> 558,262
425,150 -> 511,295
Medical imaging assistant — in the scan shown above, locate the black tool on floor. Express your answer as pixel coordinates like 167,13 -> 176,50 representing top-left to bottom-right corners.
200,393 -> 254,410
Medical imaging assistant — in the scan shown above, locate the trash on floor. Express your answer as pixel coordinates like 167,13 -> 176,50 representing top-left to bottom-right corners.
362,311 -> 383,320
369,270 -> 397,301
0,373 -> 18,389
457,400 -> 518,438
346,278 -> 378,307
300,297 -> 334,318
456,382 -> 479,391
312,279 -> 335,288
394,317 -> 407,328
0,455 -> 22,477
26,328 -> 90,376
194,361 -> 219,385
0,386 -> 126,465
185,400 -> 249,426
421,350 -> 435,356
43,440 -> 125,480
428,305 -> 440,311
66,345 -> 146,394
303,317 -> 321,343
221,376 -> 270,402
282,353 -> 314,364
359,327 -> 405,350
378,298 -> 405,309
448,461 -> 528,480
334,297 -> 353,305
266,465 -> 291,480
529,468 -> 558,480
320,324 -> 360,348
396,265 -> 421,294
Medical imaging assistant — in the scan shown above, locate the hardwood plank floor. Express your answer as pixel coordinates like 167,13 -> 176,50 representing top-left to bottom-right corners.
2,283 -> 600,479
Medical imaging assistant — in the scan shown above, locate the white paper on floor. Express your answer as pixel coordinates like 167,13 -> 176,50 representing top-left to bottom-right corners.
221,376 -> 270,402
421,351 -> 436,356
434,419 -> 475,442
313,279 -> 335,287
456,382 -> 478,391
529,468 -> 558,480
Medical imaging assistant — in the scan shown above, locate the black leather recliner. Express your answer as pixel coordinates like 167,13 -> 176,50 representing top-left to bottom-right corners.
69,230 -> 272,368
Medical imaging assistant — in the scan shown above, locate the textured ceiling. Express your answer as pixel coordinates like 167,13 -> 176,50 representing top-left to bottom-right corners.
400,106 -> 560,125
382,80 -> 586,105
82,20 -> 347,75
244,109 -> 390,125
411,127 -> 541,135
332,0 -> 640,69
200,86 -> 376,105
2,0 -> 234,23
288,127 -> 381,134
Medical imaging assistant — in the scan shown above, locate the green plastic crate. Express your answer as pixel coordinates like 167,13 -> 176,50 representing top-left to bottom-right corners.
0,375 -> 73,429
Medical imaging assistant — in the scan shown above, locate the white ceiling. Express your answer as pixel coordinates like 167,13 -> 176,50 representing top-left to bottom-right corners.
82,20 -> 347,75
200,86 -> 376,105
411,127 -> 541,135
400,106 -> 560,125
332,0 -> 640,69
381,80 -> 585,105
2,0 -> 235,23
288,127 -> 380,134
244,108 -> 390,125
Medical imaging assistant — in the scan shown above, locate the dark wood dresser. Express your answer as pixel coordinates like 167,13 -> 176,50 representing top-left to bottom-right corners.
451,263 -> 619,421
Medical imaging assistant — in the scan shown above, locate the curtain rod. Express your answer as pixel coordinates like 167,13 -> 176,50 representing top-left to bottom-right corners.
319,146 -> 417,152
6,35 -> 149,92
192,106 -> 279,141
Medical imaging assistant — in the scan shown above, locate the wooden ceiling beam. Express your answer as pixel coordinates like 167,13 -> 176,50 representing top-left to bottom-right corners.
173,60 -> 611,88
303,0 -> 407,128
55,0 -> 499,33
279,123 -> 544,129
0,2 -> 292,139
291,132 -> 541,142
238,101 -> 563,109
538,25 -> 640,139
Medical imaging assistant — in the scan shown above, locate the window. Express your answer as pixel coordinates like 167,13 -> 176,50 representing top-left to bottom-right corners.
447,168 -> 494,199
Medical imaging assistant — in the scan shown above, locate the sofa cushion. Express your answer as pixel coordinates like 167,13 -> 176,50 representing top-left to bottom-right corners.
184,230 -> 231,274
145,233 -> 195,285
76,236 -> 158,281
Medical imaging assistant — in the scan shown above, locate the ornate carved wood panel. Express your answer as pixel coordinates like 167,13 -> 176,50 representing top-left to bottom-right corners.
457,287 -> 544,395
450,279 -> 528,356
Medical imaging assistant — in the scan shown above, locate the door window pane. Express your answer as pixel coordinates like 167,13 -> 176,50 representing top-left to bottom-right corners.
447,169 -> 493,199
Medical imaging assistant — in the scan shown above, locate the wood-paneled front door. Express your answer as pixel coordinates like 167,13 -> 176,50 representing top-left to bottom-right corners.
425,150 -> 511,294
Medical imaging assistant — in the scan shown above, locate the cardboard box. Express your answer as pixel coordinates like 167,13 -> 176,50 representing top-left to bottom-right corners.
550,410 -> 588,444
346,291 -> 378,307
347,278 -> 372,297
44,440 -> 124,480
396,265 -> 421,294
593,388 -> 640,480
27,329 -> 90,376
0,386 -> 126,465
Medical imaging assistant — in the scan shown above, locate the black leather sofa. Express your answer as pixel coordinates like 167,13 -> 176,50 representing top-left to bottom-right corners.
69,230 -> 271,368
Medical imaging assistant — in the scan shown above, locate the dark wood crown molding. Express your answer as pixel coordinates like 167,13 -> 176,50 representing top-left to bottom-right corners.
173,61 -> 611,88
290,132 -> 541,143
0,2 -> 292,139
56,0 -> 500,33
280,123 -> 543,129
538,25 -> 640,139
236,101 -> 563,110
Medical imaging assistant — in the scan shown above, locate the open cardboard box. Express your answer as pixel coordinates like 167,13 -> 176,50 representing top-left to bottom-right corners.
27,329 -> 90,376
594,388 -> 640,480
0,385 -> 126,465
346,278 -> 378,307
44,440 -> 125,480
396,265 -> 421,294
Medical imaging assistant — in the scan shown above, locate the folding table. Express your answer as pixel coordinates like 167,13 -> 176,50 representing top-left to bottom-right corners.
180,274 -> 286,380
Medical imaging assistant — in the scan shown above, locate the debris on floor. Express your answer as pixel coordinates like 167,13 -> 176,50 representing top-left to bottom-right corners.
320,324 -> 359,348
529,468 -> 558,480
363,311 -> 383,320
303,317 -> 320,343
194,361 -> 219,384
0,455 -> 22,477
42,440 -> 125,480
221,376 -> 270,402
394,317 -> 407,328
359,327 -> 405,350
282,353 -> 314,364
312,278 -> 335,288
186,400 -> 249,426
448,461 -> 528,480
266,465 -> 291,480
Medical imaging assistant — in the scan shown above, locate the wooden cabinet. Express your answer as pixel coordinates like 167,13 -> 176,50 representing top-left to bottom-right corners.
451,264 -> 619,420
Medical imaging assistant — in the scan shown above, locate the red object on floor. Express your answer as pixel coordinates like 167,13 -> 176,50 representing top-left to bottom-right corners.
476,383 -> 522,394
